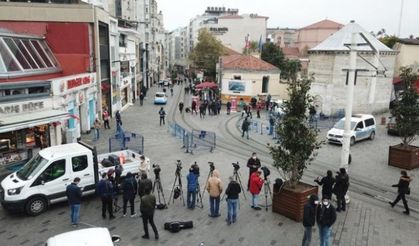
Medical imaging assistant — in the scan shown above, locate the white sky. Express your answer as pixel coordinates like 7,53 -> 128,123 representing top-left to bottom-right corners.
158,0 -> 418,38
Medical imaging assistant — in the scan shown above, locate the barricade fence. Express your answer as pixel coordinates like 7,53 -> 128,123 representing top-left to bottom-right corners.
167,121 -> 216,154
108,131 -> 144,154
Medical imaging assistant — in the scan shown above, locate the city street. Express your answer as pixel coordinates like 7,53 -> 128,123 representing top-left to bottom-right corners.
0,84 -> 418,246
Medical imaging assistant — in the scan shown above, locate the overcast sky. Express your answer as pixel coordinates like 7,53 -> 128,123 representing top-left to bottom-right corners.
158,0 -> 418,38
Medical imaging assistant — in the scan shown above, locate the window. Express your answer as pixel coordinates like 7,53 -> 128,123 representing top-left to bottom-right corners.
119,34 -> 126,47
262,76 -> 269,93
356,122 -> 364,129
233,75 -> 241,80
39,159 -> 66,183
364,118 -> 375,127
72,155 -> 88,172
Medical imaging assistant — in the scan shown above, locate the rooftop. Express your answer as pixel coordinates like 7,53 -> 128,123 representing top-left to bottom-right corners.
221,54 -> 279,71
300,19 -> 343,30
398,38 -> 419,45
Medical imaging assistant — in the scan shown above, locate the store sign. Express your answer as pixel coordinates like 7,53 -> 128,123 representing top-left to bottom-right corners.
209,27 -> 228,34
67,75 -> 91,90
0,101 -> 45,114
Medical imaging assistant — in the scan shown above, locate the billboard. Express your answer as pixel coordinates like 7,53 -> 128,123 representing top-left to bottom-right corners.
228,80 -> 246,92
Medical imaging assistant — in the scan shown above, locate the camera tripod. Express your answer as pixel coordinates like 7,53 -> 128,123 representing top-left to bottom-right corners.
168,168 -> 185,206
195,182 -> 204,208
201,166 -> 214,202
259,177 -> 273,211
152,174 -> 167,208
221,167 -> 247,201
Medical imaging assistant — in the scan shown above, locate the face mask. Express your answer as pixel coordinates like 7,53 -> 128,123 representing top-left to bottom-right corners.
252,156 -> 256,159
322,201 -> 329,206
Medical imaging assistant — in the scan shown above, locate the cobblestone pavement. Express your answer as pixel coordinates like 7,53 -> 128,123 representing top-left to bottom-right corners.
0,84 -> 418,246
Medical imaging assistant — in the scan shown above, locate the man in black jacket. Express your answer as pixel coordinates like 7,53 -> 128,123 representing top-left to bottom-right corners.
122,172 -> 138,217
334,168 -> 349,212
141,189 -> 159,239
246,152 -> 261,190
317,198 -> 337,246
302,194 -> 319,246
225,176 -> 242,225
315,170 -> 335,199
66,177 -> 82,227
97,173 -> 115,219
389,170 -> 412,215
138,173 -> 153,198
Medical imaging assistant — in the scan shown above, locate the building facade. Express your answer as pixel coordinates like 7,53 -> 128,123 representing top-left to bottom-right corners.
393,38 -> 419,76
308,22 -> 397,116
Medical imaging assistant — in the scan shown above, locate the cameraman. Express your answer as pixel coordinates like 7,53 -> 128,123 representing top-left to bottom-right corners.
225,176 -> 241,225
249,170 -> 263,210
186,165 -> 199,209
207,169 -> 223,217
247,153 -> 261,190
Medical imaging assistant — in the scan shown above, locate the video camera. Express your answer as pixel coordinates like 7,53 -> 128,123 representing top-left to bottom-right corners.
260,166 -> 271,180
190,161 -> 200,176
232,162 -> 240,171
208,162 -> 215,172
175,160 -> 182,174
153,163 -> 161,178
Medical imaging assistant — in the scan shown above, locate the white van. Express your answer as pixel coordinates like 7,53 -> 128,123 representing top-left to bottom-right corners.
327,114 -> 376,145
46,227 -> 120,246
0,142 -> 145,216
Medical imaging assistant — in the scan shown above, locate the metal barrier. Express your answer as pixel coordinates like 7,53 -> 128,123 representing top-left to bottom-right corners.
190,130 -> 216,153
249,120 -> 259,133
168,122 -> 176,136
109,131 -> 144,154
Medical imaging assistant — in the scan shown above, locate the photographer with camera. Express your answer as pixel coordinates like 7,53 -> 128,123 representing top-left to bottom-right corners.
225,176 -> 241,225
249,170 -> 264,210
247,153 -> 261,190
206,169 -> 223,217
314,170 -> 335,200
187,164 -> 199,209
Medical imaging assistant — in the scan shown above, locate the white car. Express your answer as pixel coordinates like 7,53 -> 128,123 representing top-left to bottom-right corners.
46,227 -> 120,246
154,92 -> 168,104
327,114 -> 376,145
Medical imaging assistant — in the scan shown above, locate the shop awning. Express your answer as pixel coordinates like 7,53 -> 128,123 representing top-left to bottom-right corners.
0,110 -> 69,133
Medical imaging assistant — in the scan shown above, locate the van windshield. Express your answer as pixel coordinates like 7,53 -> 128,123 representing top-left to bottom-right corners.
334,120 -> 357,130
16,154 -> 49,180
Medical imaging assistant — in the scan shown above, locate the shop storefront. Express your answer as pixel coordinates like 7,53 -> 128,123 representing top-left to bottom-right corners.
0,98 -> 68,173
51,73 -> 98,143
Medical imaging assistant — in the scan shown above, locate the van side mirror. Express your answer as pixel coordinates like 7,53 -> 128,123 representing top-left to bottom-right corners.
41,180 -> 45,185
111,235 -> 121,243
355,128 -> 361,131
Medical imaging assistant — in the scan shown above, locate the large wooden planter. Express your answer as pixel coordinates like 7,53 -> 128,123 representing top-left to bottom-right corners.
388,144 -> 419,170
272,182 -> 318,222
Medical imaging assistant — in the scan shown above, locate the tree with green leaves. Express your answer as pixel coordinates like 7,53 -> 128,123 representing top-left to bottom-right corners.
261,42 -> 285,69
189,29 -> 226,80
379,35 -> 399,49
392,67 -> 419,146
269,76 -> 323,188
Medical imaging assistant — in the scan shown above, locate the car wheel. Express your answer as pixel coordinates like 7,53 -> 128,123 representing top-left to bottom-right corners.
369,131 -> 375,140
350,137 -> 355,146
25,196 -> 47,216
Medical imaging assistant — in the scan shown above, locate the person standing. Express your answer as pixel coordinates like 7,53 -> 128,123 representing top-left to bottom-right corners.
102,108 -> 110,129
139,155 -> 151,177
207,169 -> 223,217
170,87 -> 174,96
138,172 -> 153,199
334,168 -> 349,212
199,103 -> 206,119
186,166 -> 199,209
158,107 -> 166,126
226,101 -> 231,115
317,198 -> 337,246
121,172 -> 137,217
241,117 -> 250,139
140,189 -> 159,239
314,170 -> 335,199
97,173 -> 115,219
225,176 -> 241,225
249,170 -> 263,210
389,170 -> 412,215
139,92 -> 144,106
179,101 -> 184,114
216,99 -> 221,115
93,118 -> 102,141
191,100 -> 198,115
246,152 -> 261,190
302,194 -> 319,246
268,116 -> 275,135
115,110 -> 122,126
66,177 -> 82,227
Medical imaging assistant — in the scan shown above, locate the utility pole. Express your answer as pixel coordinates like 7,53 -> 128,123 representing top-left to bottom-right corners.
397,0 -> 404,37
340,32 -> 357,169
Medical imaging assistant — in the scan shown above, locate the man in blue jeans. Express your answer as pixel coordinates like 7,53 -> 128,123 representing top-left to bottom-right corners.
186,166 -> 199,209
66,177 -> 82,227
225,176 -> 241,225
206,170 -> 223,217
316,198 -> 337,246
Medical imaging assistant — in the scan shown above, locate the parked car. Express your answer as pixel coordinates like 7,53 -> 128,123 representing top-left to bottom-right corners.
327,114 -> 376,145
0,142 -> 146,216
46,227 -> 120,246
154,92 -> 168,104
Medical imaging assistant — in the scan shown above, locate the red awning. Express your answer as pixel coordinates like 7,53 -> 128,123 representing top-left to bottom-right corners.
195,81 -> 218,89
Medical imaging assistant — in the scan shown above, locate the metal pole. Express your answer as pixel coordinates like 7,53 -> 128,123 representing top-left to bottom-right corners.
397,0 -> 404,37
340,32 -> 357,169
368,53 -> 379,104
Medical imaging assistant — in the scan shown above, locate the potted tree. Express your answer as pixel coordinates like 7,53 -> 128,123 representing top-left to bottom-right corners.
388,67 -> 419,170
269,75 -> 323,222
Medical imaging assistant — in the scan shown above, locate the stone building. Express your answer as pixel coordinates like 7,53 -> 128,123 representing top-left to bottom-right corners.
308,21 -> 398,116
